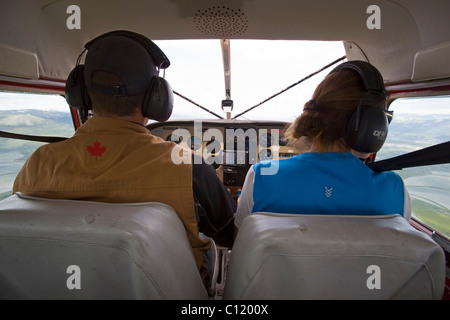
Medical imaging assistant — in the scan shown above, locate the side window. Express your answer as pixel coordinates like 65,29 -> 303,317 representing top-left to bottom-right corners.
376,96 -> 450,240
0,91 -> 74,200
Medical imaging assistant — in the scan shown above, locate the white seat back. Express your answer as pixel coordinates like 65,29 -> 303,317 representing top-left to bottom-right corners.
223,213 -> 446,300
0,193 -> 208,300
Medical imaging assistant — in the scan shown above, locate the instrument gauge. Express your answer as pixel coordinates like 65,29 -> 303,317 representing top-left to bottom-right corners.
190,136 -> 202,151
259,149 -> 273,161
259,132 -> 274,148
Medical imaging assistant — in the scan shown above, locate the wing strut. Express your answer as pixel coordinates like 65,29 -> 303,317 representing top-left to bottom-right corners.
368,141 -> 450,172
0,130 -> 67,143
232,55 -> 347,119
1,131 -> 449,171
221,39 -> 233,119
172,90 -> 224,119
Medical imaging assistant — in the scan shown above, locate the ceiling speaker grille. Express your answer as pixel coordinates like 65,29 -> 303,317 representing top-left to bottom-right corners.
194,6 -> 248,37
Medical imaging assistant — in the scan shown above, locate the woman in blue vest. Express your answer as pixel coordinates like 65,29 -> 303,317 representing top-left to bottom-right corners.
234,61 -> 411,235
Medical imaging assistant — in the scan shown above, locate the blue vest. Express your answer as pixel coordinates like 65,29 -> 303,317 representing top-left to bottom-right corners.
252,153 -> 404,216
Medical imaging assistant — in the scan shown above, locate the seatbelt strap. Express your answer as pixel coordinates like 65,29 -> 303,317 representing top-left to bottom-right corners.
368,141 -> 450,172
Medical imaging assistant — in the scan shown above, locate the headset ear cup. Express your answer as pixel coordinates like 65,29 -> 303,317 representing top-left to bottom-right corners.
345,105 -> 389,153
65,65 -> 91,110
143,76 -> 173,122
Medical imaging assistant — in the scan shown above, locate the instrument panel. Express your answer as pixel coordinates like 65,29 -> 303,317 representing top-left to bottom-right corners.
147,120 -> 300,199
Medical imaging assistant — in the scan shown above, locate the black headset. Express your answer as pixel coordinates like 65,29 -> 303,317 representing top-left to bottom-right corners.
329,60 -> 391,154
65,30 -> 173,123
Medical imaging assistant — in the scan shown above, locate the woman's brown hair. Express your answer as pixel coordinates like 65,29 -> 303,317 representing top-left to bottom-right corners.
285,67 -> 386,152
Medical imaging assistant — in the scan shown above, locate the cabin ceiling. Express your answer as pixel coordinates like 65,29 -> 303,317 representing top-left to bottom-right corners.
0,0 -> 450,89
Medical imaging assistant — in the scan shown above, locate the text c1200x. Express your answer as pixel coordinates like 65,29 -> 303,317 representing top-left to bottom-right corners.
181,304 -> 269,317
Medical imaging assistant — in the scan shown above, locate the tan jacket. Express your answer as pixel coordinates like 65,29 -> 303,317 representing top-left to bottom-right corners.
13,116 -> 210,281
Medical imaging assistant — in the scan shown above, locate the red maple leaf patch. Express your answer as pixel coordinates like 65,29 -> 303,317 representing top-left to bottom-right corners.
87,140 -> 106,161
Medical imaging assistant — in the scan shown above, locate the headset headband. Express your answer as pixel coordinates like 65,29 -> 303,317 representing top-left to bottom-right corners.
85,30 -> 170,69
330,60 -> 386,99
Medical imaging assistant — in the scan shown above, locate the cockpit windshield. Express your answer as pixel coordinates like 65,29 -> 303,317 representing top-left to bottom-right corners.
150,39 -> 346,122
